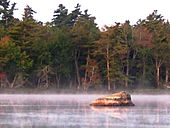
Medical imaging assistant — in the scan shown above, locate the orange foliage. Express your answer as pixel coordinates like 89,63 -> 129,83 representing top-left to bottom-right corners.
85,59 -> 101,84
134,26 -> 153,48
0,36 -> 11,46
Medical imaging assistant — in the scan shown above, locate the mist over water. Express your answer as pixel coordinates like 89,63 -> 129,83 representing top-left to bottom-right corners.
0,94 -> 170,128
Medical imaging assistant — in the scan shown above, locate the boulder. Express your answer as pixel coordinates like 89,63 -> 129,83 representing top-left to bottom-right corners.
90,91 -> 135,106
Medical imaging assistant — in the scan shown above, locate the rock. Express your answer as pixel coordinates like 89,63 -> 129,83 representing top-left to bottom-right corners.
90,91 -> 135,106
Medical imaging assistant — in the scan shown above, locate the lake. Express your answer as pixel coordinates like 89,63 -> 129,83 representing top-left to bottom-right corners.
0,94 -> 170,128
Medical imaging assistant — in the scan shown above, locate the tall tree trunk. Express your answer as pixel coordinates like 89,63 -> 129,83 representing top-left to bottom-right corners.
124,29 -> 129,88
69,80 -> 72,89
106,44 -> 111,91
45,72 -> 49,88
125,51 -> 129,87
156,60 -> 160,88
156,66 -> 160,88
84,50 -> 90,89
57,76 -> 60,88
56,73 -> 60,88
75,50 -> 81,89
113,81 -> 115,90
142,57 -> 146,85
90,66 -> 95,83
10,74 -> 18,88
165,66 -> 169,84
37,77 -> 41,88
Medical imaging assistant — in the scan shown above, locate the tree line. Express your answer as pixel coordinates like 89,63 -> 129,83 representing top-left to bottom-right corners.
0,0 -> 170,91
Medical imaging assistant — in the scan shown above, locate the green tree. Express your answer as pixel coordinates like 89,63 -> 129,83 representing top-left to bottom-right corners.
134,20 -> 154,86
22,5 -> 36,21
52,4 -> 69,28
144,10 -> 170,87
0,36 -> 32,88
9,5 -> 38,54
71,10 -> 100,89
95,24 -> 127,90
0,0 -> 17,27
121,21 -> 134,87
49,28 -> 74,88
68,3 -> 81,27
52,3 -> 82,28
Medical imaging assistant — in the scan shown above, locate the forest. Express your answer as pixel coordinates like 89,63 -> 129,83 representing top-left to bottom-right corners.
0,0 -> 170,91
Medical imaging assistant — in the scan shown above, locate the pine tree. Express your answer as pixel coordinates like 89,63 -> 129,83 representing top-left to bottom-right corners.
52,4 -> 69,28
71,10 -> 100,89
144,10 -> 170,87
68,3 -> 81,27
0,0 -> 17,27
22,5 -> 36,21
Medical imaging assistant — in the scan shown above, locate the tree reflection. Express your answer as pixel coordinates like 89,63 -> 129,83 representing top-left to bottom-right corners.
0,95 -> 170,127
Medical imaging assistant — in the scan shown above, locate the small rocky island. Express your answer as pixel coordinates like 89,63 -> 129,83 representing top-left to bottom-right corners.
90,91 -> 135,106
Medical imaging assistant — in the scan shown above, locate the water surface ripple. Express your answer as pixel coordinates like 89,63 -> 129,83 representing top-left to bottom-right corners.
0,94 -> 170,128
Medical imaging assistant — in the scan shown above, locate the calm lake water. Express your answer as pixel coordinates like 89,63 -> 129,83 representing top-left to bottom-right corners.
0,94 -> 170,128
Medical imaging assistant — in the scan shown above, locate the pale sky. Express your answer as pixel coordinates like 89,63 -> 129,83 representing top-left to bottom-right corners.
10,0 -> 170,28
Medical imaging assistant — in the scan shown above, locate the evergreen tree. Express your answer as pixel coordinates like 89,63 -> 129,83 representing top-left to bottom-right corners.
50,28 -> 74,88
0,0 -> 17,27
95,24 -> 127,90
68,3 -> 82,27
22,5 -> 36,21
52,4 -> 69,28
0,36 -> 32,88
71,10 -> 100,89
133,20 -> 153,87
144,10 -> 170,87
9,5 -> 37,53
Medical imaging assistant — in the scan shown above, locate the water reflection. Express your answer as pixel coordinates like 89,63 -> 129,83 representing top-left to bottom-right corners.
90,95 -> 170,128
91,106 -> 130,121
0,95 -> 169,128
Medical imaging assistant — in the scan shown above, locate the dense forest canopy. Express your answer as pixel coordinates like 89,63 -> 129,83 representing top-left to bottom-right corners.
0,0 -> 170,91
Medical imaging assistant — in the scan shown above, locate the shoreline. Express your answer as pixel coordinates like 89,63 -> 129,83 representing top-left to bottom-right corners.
0,88 -> 170,95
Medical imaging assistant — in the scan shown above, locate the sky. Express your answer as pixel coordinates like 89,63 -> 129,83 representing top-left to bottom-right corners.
10,0 -> 170,28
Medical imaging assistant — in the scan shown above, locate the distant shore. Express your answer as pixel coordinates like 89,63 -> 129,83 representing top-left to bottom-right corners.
0,88 -> 170,95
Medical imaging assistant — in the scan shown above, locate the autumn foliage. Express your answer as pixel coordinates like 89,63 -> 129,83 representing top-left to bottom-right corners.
0,0 -> 170,90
